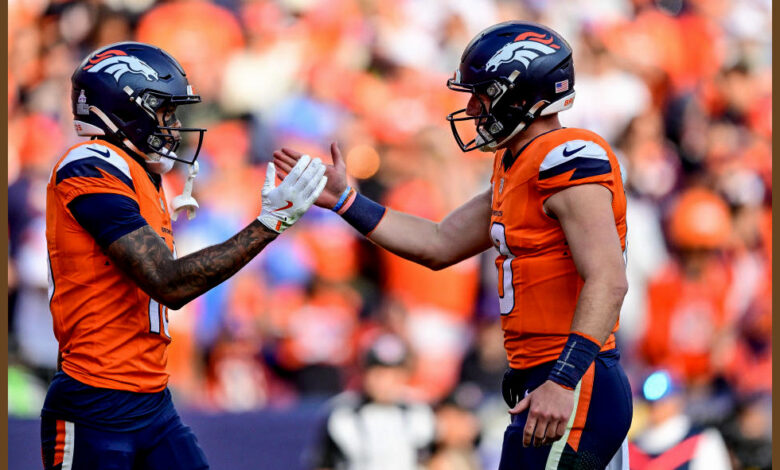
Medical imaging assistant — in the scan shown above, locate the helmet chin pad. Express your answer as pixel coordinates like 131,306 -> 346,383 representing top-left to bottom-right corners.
145,156 -> 175,174
475,133 -> 494,152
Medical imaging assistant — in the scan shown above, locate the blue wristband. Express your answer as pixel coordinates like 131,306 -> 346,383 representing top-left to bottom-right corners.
547,333 -> 601,390
340,193 -> 387,235
332,186 -> 353,212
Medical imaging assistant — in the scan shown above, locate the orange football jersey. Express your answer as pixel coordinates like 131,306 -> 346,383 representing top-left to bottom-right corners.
490,128 -> 627,369
46,140 -> 174,393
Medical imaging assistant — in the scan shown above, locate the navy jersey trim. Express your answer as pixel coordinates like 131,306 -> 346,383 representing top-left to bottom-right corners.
68,193 -> 148,247
56,156 -> 135,191
538,156 -> 611,181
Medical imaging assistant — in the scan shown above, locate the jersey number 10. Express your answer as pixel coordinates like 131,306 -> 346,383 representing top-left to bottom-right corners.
149,298 -> 170,338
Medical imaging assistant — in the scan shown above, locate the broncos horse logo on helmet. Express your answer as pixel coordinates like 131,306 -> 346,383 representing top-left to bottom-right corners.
485,32 -> 560,72
83,50 -> 159,82
71,42 -> 206,173
446,22 -> 575,152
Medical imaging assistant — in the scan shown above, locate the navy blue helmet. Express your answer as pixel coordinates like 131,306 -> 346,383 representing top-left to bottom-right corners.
446,21 -> 575,152
71,42 -> 205,168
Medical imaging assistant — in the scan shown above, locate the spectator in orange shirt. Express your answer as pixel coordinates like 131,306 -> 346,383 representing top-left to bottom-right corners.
640,188 -> 735,383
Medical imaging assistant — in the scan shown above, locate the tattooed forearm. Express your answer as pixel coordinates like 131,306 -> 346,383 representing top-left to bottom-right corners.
106,220 -> 278,309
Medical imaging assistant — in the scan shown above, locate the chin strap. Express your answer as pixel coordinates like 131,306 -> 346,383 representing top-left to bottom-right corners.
171,161 -> 199,221
88,106 -> 151,162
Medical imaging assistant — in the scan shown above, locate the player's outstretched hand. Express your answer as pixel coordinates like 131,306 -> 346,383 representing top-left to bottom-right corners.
257,154 -> 327,233
509,380 -> 574,447
273,142 -> 347,209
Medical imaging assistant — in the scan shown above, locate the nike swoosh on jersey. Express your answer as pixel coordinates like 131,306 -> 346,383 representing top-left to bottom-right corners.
539,140 -> 612,181
87,147 -> 112,159
271,201 -> 294,212
562,145 -> 585,157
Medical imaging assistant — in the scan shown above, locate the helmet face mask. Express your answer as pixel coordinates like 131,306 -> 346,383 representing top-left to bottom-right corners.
146,103 -> 205,165
71,42 -> 206,171
446,76 -> 524,152
446,21 -> 576,153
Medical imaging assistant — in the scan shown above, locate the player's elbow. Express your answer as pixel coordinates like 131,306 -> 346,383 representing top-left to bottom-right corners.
158,288 -> 196,310
147,283 -> 189,310
422,237 -> 458,271
617,275 -> 628,296
604,273 -> 628,302
426,247 -> 476,271
423,250 -> 459,271
141,279 -> 185,310
163,298 -> 187,311
613,280 -> 628,304
426,257 -> 452,271
585,270 -> 628,302
148,291 -> 185,311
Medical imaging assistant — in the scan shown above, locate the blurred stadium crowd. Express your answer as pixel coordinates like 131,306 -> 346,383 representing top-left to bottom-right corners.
8,0 -> 771,468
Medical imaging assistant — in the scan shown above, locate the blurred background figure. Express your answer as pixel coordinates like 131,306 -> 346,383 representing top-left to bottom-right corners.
8,113 -> 63,417
629,371 -> 732,470
639,188 -> 736,385
309,334 -> 435,470
428,396 -> 482,470
7,0 -> 771,468
719,393 -> 773,470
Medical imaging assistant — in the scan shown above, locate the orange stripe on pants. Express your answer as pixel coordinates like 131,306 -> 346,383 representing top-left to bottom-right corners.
566,363 -> 595,452
54,419 -> 66,466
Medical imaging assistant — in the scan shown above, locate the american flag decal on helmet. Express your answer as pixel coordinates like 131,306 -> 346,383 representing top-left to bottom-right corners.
555,80 -> 569,93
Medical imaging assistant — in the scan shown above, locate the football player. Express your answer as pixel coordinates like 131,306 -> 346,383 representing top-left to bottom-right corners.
42,42 -> 327,469
274,22 -> 632,469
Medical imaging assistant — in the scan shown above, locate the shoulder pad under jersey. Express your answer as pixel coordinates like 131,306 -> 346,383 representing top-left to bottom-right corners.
56,142 -> 134,190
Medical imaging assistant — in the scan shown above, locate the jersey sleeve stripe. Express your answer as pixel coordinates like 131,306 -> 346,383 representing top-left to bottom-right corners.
538,156 -> 612,181
56,157 -> 135,191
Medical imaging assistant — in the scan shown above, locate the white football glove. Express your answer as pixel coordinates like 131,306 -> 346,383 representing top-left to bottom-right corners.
258,154 -> 327,233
